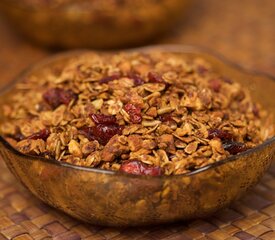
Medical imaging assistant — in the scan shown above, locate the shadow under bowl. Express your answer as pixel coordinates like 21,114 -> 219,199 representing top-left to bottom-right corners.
0,45 -> 274,226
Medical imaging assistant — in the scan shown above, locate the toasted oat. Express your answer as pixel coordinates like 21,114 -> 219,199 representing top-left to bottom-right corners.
1,51 -> 273,175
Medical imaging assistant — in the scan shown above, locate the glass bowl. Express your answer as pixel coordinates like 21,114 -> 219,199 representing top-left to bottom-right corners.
0,45 -> 274,227
0,0 -> 191,49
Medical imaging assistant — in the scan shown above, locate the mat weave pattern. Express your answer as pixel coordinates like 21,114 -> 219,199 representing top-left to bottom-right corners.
0,159 -> 274,240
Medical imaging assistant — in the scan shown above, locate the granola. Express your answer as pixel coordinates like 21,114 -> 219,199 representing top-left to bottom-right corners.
1,51 -> 273,175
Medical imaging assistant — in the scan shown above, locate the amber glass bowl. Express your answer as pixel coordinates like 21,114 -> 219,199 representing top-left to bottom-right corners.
0,45 -> 274,227
0,0 -> 190,49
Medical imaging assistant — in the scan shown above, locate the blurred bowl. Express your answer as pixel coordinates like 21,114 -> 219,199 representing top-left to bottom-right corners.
0,0 -> 191,49
0,45 -> 274,226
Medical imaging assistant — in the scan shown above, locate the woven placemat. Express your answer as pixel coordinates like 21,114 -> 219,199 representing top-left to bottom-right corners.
0,158 -> 274,240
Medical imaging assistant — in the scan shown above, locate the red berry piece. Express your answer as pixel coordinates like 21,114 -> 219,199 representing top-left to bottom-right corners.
120,160 -> 142,175
223,141 -> 248,155
43,88 -> 77,109
79,124 -> 123,145
9,131 -> 25,142
13,133 -> 25,141
99,73 -> 121,84
252,104 -> 259,118
27,129 -> 50,141
148,71 -> 164,83
208,129 -> 234,141
197,65 -> 208,75
120,160 -> 162,176
124,103 -> 142,124
159,113 -> 173,122
90,113 -> 117,124
59,89 -> 77,105
128,73 -> 144,86
78,127 -> 96,141
92,124 -> 123,145
221,77 -> 233,84
208,79 -> 222,92
143,165 -> 162,176
81,112 -> 123,145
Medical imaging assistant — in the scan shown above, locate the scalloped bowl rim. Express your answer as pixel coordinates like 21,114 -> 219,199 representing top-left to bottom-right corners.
0,44 -> 274,179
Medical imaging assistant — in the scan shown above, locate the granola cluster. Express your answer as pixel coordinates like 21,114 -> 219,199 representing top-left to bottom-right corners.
1,52 -> 273,175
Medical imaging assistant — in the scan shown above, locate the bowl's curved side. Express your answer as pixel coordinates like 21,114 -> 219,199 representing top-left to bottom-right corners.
0,0 -> 191,49
0,136 -> 274,226
0,46 -> 274,226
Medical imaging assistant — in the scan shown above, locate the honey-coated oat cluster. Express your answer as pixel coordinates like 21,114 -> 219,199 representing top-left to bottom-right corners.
1,52 -> 273,175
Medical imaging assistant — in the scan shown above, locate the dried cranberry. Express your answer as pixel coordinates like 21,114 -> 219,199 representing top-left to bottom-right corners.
197,65 -> 208,75
252,104 -> 259,118
99,73 -> 121,84
93,124 -> 123,145
79,124 -> 123,145
221,77 -> 233,84
79,127 -> 96,141
120,160 -> 162,176
223,141 -> 248,155
159,113 -> 174,123
59,89 -> 77,105
148,71 -> 164,83
124,103 -> 142,124
209,79 -> 222,92
120,160 -> 142,175
208,129 -> 234,141
27,129 -> 50,141
9,130 -> 25,142
143,166 -> 162,176
13,133 -> 25,141
90,113 -> 117,124
128,73 -> 144,86
83,112 -> 123,145
43,88 -> 77,109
